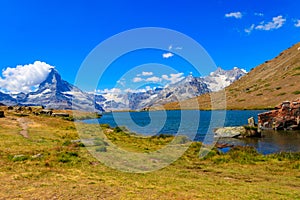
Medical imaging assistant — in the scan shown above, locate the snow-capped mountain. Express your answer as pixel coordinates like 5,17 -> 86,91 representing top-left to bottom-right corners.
141,75 -> 210,108
204,67 -> 247,92
18,69 -> 104,111
95,75 -> 210,111
95,67 -> 245,111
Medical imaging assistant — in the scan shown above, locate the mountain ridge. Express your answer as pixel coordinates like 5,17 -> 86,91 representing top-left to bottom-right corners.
161,42 -> 300,110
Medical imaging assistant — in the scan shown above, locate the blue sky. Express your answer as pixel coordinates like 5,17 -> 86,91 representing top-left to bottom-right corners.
0,0 -> 299,93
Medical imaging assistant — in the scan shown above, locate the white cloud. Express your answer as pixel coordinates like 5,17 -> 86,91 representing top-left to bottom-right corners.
168,45 -> 183,51
244,24 -> 255,34
162,52 -> 174,59
124,88 -> 147,93
0,61 -> 54,93
254,12 -> 264,17
145,76 -> 161,83
255,15 -> 286,31
225,12 -> 242,19
141,71 -> 153,76
161,73 -> 184,84
132,77 -> 143,83
295,19 -> 300,27
100,88 -> 122,94
116,78 -> 126,87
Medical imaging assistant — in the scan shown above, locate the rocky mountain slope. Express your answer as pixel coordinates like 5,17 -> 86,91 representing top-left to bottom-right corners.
161,42 -> 300,110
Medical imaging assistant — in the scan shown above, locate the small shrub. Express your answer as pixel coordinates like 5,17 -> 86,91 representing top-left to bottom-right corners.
256,93 -> 263,96
11,155 -> 29,162
63,116 -> 75,121
62,140 -> 72,146
275,87 -> 281,90
114,126 -> 123,133
277,92 -> 286,96
292,90 -> 300,95
236,99 -> 246,102
293,66 -> 300,70
57,151 -> 79,163
152,134 -> 173,139
95,146 -> 107,152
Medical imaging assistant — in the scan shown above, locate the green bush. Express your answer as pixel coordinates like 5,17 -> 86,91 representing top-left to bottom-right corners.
57,151 -> 79,163
292,90 -> 300,95
277,92 -> 286,96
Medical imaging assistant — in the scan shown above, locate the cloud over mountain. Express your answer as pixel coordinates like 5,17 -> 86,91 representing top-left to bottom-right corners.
0,61 -> 54,93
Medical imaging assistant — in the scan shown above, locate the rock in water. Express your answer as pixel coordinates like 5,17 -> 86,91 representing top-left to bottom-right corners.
214,126 -> 261,138
214,126 -> 246,138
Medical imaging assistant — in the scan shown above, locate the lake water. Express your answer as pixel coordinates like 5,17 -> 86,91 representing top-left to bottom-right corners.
82,110 -> 300,154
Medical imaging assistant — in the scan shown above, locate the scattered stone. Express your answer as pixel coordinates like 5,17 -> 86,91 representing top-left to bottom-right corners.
12,154 -> 28,161
52,113 -> 69,117
40,109 -> 53,116
71,139 -> 81,143
215,143 -> 234,149
0,111 -> 4,118
32,153 -> 43,159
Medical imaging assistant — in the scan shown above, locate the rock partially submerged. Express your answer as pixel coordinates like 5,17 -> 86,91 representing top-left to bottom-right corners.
214,126 -> 261,138
214,126 -> 245,138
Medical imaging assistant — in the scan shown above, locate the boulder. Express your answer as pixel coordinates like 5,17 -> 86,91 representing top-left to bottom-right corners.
214,126 -> 261,138
0,111 -> 4,118
214,126 -> 246,138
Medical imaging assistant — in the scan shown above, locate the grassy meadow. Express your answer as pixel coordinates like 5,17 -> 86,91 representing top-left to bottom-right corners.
0,109 -> 299,199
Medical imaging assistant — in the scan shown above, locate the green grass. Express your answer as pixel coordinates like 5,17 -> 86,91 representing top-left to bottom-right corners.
0,114 -> 299,199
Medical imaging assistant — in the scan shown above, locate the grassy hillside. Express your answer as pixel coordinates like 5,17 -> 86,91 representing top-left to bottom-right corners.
0,108 -> 300,199
160,42 -> 300,110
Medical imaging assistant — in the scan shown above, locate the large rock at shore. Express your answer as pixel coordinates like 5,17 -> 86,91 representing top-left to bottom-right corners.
214,126 -> 261,138
214,127 -> 245,138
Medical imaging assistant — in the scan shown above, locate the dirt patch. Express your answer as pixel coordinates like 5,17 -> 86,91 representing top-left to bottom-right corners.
17,117 -> 30,138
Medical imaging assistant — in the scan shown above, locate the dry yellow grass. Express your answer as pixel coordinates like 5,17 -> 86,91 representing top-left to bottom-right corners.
0,110 -> 299,199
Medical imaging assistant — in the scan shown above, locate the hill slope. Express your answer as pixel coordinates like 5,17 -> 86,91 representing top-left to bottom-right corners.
161,42 -> 300,110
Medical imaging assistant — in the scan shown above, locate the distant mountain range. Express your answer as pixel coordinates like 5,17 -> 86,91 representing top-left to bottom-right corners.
94,67 -> 246,111
0,66 -> 246,111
